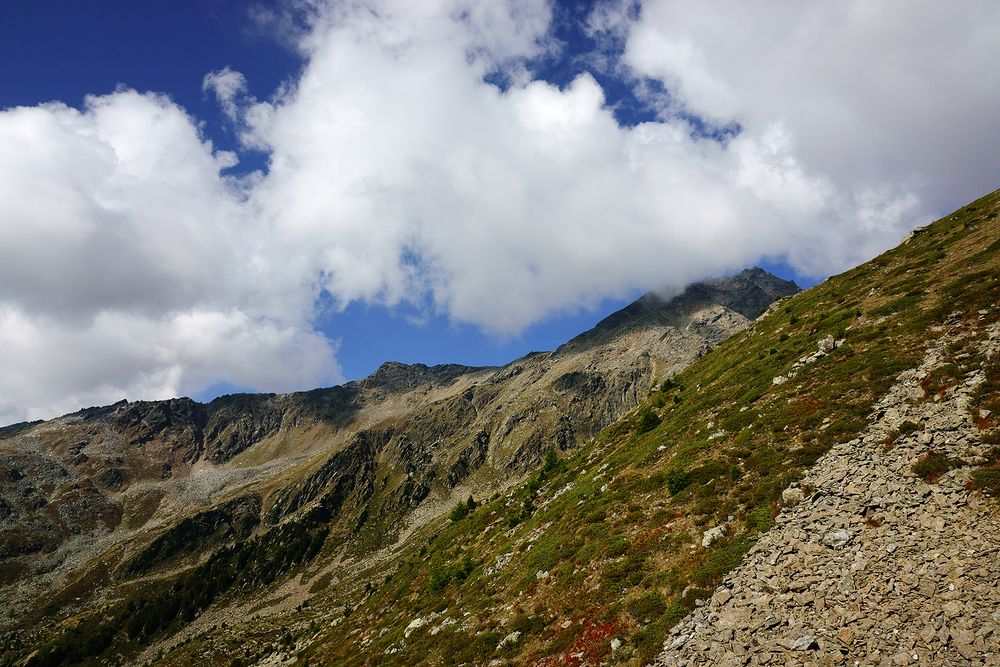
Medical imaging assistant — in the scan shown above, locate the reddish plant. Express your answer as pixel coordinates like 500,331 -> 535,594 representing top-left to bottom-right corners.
535,619 -> 620,667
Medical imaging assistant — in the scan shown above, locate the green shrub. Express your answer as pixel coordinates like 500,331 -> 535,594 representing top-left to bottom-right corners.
511,612 -> 546,635
628,591 -> 666,620
665,468 -> 691,495
911,452 -> 958,482
450,496 -> 477,522
637,409 -> 661,434
971,466 -> 1000,496
691,539 -> 751,587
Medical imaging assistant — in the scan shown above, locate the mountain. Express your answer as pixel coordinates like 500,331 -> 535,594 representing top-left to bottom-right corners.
3,186 -> 999,666
0,267 -> 798,666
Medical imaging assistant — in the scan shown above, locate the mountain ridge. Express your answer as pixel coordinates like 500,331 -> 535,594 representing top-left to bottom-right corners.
0,265 -> 798,666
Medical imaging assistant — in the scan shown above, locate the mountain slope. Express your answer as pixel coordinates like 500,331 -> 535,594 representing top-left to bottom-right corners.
656,318 -> 1000,664
0,269 -> 798,666
106,187 -> 1000,667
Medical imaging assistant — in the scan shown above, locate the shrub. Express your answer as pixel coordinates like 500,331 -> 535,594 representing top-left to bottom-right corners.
747,505 -> 774,533
690,539 -> 751,587
627,591 -> 666,621
911,452 -> 958,482
920,364 -> 961,398
665,468 -> 691,495
511,612 -> 546,635
971,466 -> 1000,496
636,409 -> 661,434
450,496 -> 476,522
885,420 -> 921,448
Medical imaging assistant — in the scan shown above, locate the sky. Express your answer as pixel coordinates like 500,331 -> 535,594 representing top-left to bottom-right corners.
1,1 -> 999,425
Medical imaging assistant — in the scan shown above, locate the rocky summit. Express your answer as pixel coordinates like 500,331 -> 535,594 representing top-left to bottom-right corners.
2,190 -> 1000,667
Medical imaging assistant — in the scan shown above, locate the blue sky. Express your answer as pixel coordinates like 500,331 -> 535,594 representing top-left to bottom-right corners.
3,1 -> 996,423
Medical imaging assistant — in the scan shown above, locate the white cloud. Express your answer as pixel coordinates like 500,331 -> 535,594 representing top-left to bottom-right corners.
1,0 -> 998,423
0,90 -> 340,424
203,66 -> 249,122
619,0 -> 1000,217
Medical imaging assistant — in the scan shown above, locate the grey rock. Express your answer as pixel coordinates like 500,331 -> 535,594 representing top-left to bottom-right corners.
822,529 -> 853,548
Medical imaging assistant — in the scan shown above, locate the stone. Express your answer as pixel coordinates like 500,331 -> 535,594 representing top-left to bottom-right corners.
535,570 -> 549,580
611,638 -> 622,652
835,627 -> 856,645
404,614 -> 437,638
791,635 -> 819,651
822,529 -> 853,548
497,631 -> 521,648
651,320 -> 1000,667
702,525 -> 728,547
781,486 -> 806,505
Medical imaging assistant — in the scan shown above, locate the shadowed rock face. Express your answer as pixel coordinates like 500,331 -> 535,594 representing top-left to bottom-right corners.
0,267 -> 797,630
121,493 -> 262,577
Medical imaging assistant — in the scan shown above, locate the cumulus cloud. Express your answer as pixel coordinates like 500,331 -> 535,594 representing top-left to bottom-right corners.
616,0 -> 1000,217
1,0 -> 998,423
0,90 -> 340,424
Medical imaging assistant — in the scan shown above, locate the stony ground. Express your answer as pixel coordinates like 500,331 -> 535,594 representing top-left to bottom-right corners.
655,320 -> 1000,666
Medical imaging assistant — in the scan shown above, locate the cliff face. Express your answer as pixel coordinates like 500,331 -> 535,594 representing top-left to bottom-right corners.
0,267 -> 794,641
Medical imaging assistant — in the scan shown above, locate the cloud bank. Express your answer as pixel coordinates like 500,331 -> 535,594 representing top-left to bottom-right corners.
2,0 -> 999,423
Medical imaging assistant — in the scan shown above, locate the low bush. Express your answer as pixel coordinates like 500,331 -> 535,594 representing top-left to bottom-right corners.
911,452 -> 958,482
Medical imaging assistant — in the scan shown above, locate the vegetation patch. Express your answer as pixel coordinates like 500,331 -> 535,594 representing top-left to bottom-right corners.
912,451 -> 960,482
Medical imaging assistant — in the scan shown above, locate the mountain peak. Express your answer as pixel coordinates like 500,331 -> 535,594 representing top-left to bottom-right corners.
560,266 -> 799,353
360,361 -> 487,393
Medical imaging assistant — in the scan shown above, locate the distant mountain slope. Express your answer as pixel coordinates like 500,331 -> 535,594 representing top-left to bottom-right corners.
0,267 -> 798,666
87,186 -> 997,667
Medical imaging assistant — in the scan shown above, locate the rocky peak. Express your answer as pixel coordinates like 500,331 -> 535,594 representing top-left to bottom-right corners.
559,267 -> 799,353
358,361 -> 488,394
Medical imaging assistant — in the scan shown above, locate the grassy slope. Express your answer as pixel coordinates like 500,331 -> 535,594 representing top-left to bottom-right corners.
283,188 -> 1000,667
13,189 -> 1000,667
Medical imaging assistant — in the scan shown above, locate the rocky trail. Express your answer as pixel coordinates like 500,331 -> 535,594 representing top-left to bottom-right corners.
655,319 -> 1000,666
